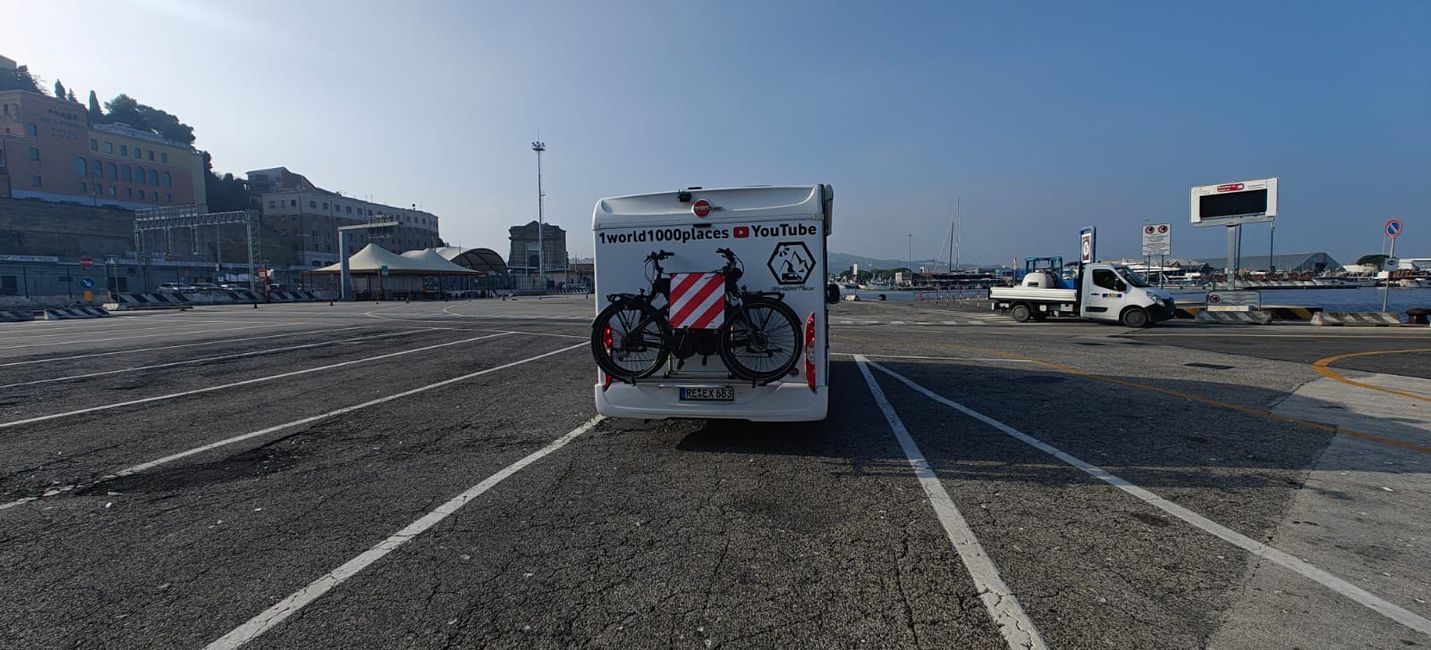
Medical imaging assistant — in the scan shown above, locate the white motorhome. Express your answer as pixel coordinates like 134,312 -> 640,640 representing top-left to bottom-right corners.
590,185 -> 836,421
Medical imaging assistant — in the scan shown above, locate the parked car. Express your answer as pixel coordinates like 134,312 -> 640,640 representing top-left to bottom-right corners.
157,282 -> 188,293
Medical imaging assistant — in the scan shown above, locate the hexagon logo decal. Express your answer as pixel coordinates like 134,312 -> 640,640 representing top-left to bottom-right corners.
767,241 -> 816,286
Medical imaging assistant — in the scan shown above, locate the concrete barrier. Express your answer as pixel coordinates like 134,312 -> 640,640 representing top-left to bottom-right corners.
0,309 -> 37,322
44,306 -> 111,320
1195,310 -> 1272,325
1311,312 -> 1402,327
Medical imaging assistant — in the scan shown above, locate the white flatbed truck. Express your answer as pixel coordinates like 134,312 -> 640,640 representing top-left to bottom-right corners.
989,263 -> 1176,327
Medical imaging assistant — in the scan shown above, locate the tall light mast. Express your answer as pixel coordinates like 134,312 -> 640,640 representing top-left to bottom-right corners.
531,139 -> 546,290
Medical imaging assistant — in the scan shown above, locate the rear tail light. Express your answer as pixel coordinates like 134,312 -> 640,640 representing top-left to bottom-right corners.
602,326 -> 613,351
804,312 -> 817,391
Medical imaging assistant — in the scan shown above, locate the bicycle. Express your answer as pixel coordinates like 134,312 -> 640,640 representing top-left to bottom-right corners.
591,247 -> 803,384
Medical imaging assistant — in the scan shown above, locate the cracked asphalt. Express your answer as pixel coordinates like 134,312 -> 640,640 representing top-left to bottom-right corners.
1,296 -> 1427,648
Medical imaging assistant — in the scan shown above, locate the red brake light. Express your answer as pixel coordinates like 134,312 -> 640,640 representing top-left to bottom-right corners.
602,326 -> 613,350
804,313 -> 817,391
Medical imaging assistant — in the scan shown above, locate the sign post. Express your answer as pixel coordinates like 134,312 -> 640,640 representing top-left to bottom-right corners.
1141,223 -> 1171,286
1382,218 -> 1402,313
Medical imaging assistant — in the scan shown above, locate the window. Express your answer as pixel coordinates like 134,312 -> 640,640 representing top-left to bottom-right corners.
134,147 -> 141,159
309,200 -> 316,208
92,159 -> 102,178
148,151 -> 154,161
89,139 -> 98,151
120,144 -> 128,156
322,202 -> 328,210
138,190 -> 144,199
31,175 -> 42,187
162,171 -> 171,188
106,161 -> 117,179
0,275 -> 17,296
1092,269 -> 1121,291
125,188 -> 132,197
74,157 -> 87,176
25,123 -> 37,136
290,200 -> 297,207
93,184 -> 101,194
135,166 -> 145,185
161,152 -> 168,164
121,166 -> 131,182
148,169 -> 158,185
28,147 -> 39,161
79,181 -> 87,192
346,206 -> 352,214
107,185 -> 116,196
105,141 -> 113,153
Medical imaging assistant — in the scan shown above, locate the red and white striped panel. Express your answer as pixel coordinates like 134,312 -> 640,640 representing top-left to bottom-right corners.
668,272 -> 726,329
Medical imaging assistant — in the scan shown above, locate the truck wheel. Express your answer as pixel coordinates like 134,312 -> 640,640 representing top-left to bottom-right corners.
1011,303 -> 1033,323
1120,307 -> 1150,328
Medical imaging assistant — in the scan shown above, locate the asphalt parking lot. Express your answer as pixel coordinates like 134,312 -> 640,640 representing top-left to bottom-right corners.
1,296 -> 1427,648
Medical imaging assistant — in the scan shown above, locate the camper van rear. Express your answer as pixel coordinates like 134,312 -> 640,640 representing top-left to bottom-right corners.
590,185 -> 834,422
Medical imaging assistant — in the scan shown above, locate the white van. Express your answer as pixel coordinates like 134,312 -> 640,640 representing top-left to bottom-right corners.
590,185 -> 835,422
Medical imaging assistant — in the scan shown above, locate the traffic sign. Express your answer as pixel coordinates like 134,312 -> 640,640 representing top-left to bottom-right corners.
1141,223 -> 1172,256
380,265 -> 390,277
1207,290 -> 1260,311
79,256 -> 94,270
1385,218 -> 1403,239
79,277 -> 95,289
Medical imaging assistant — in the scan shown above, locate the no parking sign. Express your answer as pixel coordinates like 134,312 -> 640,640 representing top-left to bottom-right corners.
1384,218 -> 1403,239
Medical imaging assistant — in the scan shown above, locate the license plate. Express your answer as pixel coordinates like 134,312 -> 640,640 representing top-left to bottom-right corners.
679,386 -> 734,402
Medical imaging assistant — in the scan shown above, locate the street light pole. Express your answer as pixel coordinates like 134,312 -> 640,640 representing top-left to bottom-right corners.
532,140 -> 546,292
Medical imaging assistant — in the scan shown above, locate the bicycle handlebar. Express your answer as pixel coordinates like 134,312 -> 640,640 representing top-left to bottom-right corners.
646,250 -> 674,262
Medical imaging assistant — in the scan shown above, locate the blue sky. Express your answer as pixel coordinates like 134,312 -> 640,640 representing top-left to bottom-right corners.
6,0 -> 1427,265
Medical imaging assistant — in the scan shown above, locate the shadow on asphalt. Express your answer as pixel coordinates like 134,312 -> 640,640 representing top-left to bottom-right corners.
674,360 -> 1426,489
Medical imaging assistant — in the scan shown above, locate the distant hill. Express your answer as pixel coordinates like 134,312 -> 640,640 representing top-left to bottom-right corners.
828,251 -> 944,273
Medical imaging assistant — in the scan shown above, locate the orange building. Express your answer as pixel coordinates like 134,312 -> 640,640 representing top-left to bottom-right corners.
0,88 -> 206,210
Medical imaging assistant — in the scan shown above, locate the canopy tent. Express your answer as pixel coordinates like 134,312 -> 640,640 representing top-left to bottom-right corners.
314,244 -> 478,275
311,244 -> 483,299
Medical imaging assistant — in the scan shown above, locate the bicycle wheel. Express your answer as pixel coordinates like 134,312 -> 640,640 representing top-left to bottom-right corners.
718,296 -> 802,382
591,299 -> 670,381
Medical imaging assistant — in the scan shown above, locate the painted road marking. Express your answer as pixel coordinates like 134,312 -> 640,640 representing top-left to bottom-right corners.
0,325 -> 373,368
0,332 -> 514,430
1312,348 -> 1431,402
833,352 -> 1035,363
854,356 -> 1046,650
865,359 -> 1431,639
0,342 -> 587,512
0,328 -> 440,389
914,341 -> 1431,456
0,323 -> 307,351
202,413 -> 603,649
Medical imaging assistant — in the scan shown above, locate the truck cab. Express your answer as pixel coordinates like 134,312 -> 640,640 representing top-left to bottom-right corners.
990,263 -> 1175,326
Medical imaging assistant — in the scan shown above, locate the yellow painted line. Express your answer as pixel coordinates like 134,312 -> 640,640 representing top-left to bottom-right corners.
1312,349 -> 1431,403
881,343 -> 1431,456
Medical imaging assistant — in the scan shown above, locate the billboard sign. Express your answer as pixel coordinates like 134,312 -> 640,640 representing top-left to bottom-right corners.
1079,227 -> 1096,264
1190,177 -> 1278,226
1141,223 -> 1171,256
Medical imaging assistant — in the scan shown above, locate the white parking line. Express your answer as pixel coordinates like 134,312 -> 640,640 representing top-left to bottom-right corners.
0,342 -> 588,513
0,320 -> 237,341
833,352 -> 1035,363
864,358 -> 1431,639
0,332 -> 514,430
203,412 -> 601,649
0,323 -> 306,351
0,328 -> 438,389
854,356 -> 1046,650
0,325 -> 373,368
